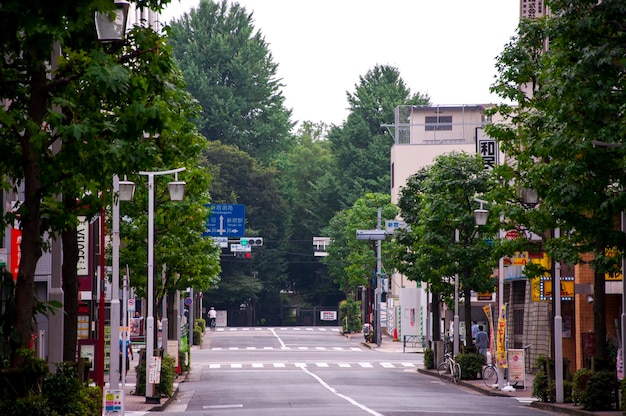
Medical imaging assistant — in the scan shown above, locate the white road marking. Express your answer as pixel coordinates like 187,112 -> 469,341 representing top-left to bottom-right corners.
231,363 -> 242,368
273,363 -> 286,368
338,363 -> 351,368
252,363 -> 264,368
300,366 -> 384,416
270,328 -> 287,348
316,363 -> 329,367
381,362 -> 394,368
359,362 -> 373,368
203,404 -> 244,409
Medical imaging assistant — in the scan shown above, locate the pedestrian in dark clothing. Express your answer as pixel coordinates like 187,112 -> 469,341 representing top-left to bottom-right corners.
475,325 -> 489,356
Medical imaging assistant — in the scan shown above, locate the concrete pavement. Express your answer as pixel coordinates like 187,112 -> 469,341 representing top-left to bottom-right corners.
362,334 -> 622,416
111,330 -> 622,415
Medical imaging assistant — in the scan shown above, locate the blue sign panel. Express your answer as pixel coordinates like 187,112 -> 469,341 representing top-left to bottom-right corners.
204,204 -> 245,237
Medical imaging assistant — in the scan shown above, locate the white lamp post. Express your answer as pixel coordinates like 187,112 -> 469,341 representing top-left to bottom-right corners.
139,167 -> 186,403
110,175 -> 135,393
91,0 -> 130,391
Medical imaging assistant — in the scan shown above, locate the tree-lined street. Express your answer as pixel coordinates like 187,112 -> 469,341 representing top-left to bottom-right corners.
154,328 -> 548,416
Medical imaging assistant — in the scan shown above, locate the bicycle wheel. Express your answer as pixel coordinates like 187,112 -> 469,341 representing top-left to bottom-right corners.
437,361 -> 453,383
453,362 -> 461,384
482,365 -> 498,387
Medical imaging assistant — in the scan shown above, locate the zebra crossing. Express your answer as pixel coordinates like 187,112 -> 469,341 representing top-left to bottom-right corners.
210,346 -> 362,351
203,361 -> 417,370
214,327 -> 341,332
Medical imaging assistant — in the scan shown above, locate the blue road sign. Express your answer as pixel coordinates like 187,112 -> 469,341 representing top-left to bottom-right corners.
204,204 -> 246,237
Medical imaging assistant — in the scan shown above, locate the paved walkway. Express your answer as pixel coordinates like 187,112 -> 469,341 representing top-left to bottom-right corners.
111,331 -> 623,415
362,334 -> 622,416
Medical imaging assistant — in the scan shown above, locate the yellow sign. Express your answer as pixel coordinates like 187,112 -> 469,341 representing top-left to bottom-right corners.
604,247 -> 623,281
541,278 -> 575,301
496,304 -> 507,369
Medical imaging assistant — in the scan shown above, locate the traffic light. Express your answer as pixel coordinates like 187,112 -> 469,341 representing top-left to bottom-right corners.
240,237 -> 263,246
234,252 -> 253,259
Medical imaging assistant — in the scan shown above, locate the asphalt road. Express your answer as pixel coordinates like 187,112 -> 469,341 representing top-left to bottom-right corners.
148,327 -> 556,416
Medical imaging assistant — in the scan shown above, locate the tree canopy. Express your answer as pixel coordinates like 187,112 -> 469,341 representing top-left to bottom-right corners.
167,0 -> 295,164
0,0 -> 219,367
487,0 -> 626,364
324,65 -> 430,208
393,152 -> 497,342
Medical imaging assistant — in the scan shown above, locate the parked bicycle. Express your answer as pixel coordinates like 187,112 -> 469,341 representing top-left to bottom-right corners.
437,352 -> 461,384
482,362 -> 498,387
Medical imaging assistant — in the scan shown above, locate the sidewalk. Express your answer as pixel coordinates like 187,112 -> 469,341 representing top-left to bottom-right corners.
362,334 -> 622,416
105,341 -> 200,413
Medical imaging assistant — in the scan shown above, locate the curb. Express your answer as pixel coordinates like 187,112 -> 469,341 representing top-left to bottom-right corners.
416,368 -> 511,397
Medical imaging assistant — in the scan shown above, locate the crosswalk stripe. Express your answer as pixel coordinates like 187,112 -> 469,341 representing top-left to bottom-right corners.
202,362 -> 418,370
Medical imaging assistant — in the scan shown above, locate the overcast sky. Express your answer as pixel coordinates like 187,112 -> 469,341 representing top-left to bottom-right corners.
161,1 -> 520,127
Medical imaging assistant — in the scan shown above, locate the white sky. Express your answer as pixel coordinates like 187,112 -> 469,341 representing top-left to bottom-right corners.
161,0 -> 520,127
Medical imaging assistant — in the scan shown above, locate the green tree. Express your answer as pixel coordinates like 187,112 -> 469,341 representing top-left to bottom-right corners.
168,0 -> 294,164
324,65 -> 430,208
323,193 -> 398,298
393,152 -> 497,343
487,1 -> 626,366
274,122 -> 341,306
201,141 -> 289,324
0,0 -> 196,367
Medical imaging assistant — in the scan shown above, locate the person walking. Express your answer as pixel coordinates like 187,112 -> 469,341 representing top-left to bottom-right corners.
475,325 -> 489,357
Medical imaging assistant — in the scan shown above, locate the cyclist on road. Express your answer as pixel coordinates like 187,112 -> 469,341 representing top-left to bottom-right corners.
208,307 -> 217,329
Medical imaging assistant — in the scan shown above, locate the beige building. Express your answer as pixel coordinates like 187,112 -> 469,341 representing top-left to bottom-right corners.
388,104 -> 498,341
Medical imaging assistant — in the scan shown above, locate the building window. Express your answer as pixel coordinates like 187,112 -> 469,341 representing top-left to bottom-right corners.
425,115 -> 452,131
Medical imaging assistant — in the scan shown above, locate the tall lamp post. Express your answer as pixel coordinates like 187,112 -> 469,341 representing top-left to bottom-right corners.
110,174 -> 135,392
92,0 -> 130,390
473,199 -> 509,390
138,167 -> 186,403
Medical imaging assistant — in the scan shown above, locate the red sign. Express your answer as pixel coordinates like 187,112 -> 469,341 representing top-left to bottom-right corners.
504,230 -> 520,240
10,228 -> 21,281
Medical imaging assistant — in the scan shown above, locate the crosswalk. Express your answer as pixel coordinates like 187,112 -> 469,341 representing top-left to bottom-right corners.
203,362 -> 417,370
214,327 -> 341,332
210,346 -> 362,351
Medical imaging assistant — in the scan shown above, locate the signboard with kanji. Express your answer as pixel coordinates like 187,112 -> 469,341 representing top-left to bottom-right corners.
204,204 -> 245,237
476,127 -> 499,170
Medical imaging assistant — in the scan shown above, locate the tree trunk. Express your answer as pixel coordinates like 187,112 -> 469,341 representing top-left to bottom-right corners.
62,219 -> 79,362
12,69 -> 47,368
432,292 -> 441,342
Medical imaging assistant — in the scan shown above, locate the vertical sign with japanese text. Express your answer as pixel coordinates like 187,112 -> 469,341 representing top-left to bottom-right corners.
476,127 -> 499,170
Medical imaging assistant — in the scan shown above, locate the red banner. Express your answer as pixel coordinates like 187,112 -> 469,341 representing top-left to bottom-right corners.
10,228 -> 21,280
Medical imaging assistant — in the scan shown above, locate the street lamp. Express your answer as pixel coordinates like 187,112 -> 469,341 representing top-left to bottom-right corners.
110,175 -> 135,395
94,1 -> 130,43
138,167 -> 186,403
91,0 -> 130,391
355,209 -> 386,347
473,198 -> 510,391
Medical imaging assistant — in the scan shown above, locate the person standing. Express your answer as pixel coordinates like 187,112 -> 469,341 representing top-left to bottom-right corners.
471,320 -> 479,341
475,325 -> 489,357
119,333 -> 134,380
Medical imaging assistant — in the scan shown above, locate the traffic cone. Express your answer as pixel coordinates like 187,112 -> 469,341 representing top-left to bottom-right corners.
393,327 -> 399,342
